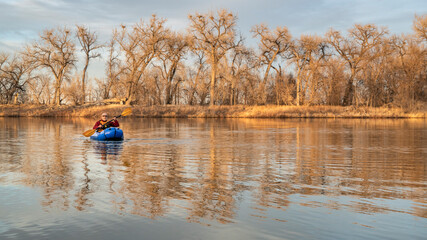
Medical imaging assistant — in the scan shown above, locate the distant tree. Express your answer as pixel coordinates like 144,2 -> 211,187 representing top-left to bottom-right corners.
221,46 -> 255,105
289,35 -> 327,105
24,27 -> 76,105
320,58 -> 346,105
183,51 -> 210,105
0,10 -> 425,109
327,24 -> 388,106
114,15 -> 168,105
101,37 -> 125,100
0,53 -> 32,104
252,24 -> 291,104
154,32 -> 189,105
188,9 -> 239,106
361,36 -> 396,106
413,14 -> 427,42
26,73 -> 51,104
76,25 -> 102,104
390,34 -> 426,108
63,74 -> 82,105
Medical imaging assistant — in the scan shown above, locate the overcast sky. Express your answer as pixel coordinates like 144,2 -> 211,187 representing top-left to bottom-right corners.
0,0 -> 425,77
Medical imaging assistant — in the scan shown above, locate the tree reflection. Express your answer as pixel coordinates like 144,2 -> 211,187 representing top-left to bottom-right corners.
0,118 -> 425,224
74,140 -> 93,211
186,124 -> 237,224
19,120 -> 74,210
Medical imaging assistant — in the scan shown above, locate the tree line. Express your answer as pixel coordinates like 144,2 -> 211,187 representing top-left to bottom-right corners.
0,10 -> 426,109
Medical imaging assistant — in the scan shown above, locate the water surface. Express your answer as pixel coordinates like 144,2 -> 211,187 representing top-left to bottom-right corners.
0,118 -> 426,239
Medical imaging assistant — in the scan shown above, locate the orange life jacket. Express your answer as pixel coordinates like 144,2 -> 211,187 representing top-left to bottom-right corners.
97,120 -> 108,132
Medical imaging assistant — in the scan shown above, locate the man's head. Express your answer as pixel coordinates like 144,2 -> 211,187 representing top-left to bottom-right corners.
101,113 -> 108,121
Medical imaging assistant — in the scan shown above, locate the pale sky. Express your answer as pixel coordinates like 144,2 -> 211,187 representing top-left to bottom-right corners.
0,0 -> 425,77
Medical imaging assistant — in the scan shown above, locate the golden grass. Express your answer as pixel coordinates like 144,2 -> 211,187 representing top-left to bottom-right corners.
0,104 -> 128,118
0,104 -> 426,118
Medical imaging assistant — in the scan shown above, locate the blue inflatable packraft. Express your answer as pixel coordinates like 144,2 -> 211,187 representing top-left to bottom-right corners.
90,127 -> 124,141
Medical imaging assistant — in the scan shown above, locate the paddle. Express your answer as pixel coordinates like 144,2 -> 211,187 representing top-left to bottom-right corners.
83,108 -> 132,137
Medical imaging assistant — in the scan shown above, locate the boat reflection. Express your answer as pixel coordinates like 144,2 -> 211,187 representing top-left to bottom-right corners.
90,140 -> 124,164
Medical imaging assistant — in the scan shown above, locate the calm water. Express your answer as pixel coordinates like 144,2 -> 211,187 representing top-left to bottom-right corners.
0,117 -> 426,240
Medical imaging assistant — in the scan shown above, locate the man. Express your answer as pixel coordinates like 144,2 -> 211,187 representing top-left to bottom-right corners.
93,112 -> 119,131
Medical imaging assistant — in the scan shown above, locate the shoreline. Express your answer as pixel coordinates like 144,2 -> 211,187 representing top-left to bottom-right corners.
0,104 -> 426,118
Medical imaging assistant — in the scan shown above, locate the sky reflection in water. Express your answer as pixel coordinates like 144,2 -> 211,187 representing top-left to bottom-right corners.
0,118 -> 426,240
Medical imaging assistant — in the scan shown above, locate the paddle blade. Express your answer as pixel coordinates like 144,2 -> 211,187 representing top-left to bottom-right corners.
121,108 -> 132,117
83,129 -> 96,137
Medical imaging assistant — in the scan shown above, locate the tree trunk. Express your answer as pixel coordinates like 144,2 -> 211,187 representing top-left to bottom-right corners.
295,67 -> 302,106
342,68 -> 356,106
55,84 -> 61,106
125,81 -> 134,105
210,61 -> 217,106
261,50 -> 279,105
342,77 -> 354,106
275,76 -> 280,105
165,64 -> 177,105
13,93 -> 18,104
165,83 -> 171,105
81,57 -> 89,104
231,79 -> 235,105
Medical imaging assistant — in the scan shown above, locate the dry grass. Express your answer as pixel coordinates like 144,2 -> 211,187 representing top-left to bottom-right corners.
0,104 -> 426,118
0,104 -> 128,118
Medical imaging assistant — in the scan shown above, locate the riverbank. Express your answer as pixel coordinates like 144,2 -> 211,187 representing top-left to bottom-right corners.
1,104 -> 426,118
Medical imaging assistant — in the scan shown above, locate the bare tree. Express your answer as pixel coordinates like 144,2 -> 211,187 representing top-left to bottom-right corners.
320,58 -> 346,105
63,74 -> 82,105
390,34 -> 426,108
76,25 -> 102,104
26,73 -> 51,104
24,27 -> 76,105
154,32 -> 189,105
182,51 -> 210,105
413,14 -> 427,42
114,15 -> 168,105
357,37 -> 393,107
188,9 -> 239,106
289,35 -> 327,105
327,24 -> 388,106
252,24 -> 291,104
0,53 -> 32,104
0,11 -> 424,109
221,46 -> 255,105
102,37 -> 124,100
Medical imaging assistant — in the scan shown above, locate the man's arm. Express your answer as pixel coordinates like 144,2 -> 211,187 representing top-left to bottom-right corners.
110,119 -> 119,127
93,121 -> 100,129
